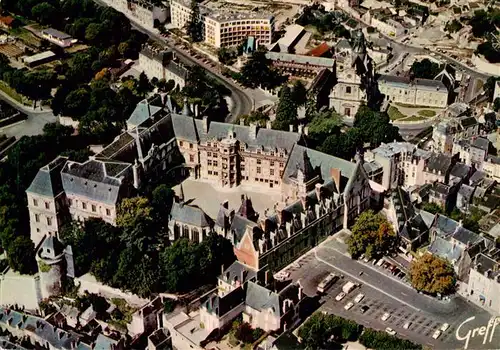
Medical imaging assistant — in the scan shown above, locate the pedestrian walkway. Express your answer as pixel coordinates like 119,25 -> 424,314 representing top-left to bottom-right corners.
0,86 -> 52,114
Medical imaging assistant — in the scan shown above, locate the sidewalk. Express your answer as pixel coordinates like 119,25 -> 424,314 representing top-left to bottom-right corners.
0,87 -> 53,115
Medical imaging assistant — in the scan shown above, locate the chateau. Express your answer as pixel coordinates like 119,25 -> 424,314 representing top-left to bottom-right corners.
27,93 -> 372,276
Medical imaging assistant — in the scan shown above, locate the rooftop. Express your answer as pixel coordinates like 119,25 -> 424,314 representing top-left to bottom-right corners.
379,74 -> 447,92
165,311 -> 209,346
266,52 -> 336,68
41,28 -> 72,40
23,50 -> 56,64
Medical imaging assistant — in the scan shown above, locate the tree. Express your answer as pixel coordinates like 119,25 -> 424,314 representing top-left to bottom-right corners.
353,105 -> 401,147
306,109 -> 343,148
32,2 -> 58,25
63,88 -> 91,118
359,328 -> 422,350
42,123 -> 74,139
238,50 -> 284,89
291,80 -> 308,106
6,236 -> 37,275
494,97 -> 500,112
243,110 -> 269,126
409,254 -> 455,295
186,0 -> 203,42
273,86 -> 298,131
117,197 -> 157,251
347,210 -> 397,259
421,202 -> 444,214
410,59 -> 442,79
137,72 -> 153,97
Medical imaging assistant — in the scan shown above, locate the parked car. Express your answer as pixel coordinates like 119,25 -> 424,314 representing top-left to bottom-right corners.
335,292 -> 346,301
381,312 -> 391,321
385,328 -> 396,336
354,293 -> 365,303
360,305 -> 370,313
432,330 -> 442,339
440,323 -> 450,332
403,322 -> 412,330
344,302 -> 354,310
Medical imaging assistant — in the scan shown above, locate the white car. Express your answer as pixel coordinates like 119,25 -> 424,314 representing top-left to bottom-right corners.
354,293 -> 365,303
432,330 -> 442,339
403,322 -> 412,330
335,292 -> 346,301
385,328 -> 396,336
381,312 -> 391,321
344,302 -> 354,310
440,323 -> 450,332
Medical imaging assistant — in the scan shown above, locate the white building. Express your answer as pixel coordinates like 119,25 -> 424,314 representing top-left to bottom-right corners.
467,253 -> 500,314
170,0 -> 273,48
100,0 -> 168,31
138,47 -> 188,89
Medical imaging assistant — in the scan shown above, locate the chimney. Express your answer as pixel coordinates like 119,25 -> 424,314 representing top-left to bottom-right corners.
202,116 -> 208,134
266,120 -> 272,129
249,123 -> 257,139
298,125 -> 303,134
133,160 -> 140,189
315,183 -> 322,201
304,126 -> 309,136
195,104 -> 199,117
289,124 -> 294,132
330,168 -> 341,191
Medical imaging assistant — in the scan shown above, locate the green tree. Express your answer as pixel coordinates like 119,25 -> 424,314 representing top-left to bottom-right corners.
353,105 -> 401,147
494,97 -> 500,112
409,254 -> 455,295
6,236 -> 37,275
32,2 -> 58,25
238,50 -> 284,89
359,328 -> 422,350
410,59 -> 442,79
63,88 -> 90,118
421,202 -> 444,214
186,0 -> 203,42
243,110 -> 269,126
347,210 -> 397,259
291,80 -> 308,107
273,86 -> 298,131
307,109 -> 343,147
117,197 -> 157,251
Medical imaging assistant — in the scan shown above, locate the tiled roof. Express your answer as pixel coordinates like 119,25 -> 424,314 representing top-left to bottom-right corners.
26,156 -> 67,197
308,42 -> 331,57
170,202 -> 213,228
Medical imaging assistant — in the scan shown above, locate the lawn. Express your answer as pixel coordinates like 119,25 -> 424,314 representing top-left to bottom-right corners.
388,105 -> 406,120
417,110 -> 437,117
404,115 -> 427,122
0,81 -> 31,106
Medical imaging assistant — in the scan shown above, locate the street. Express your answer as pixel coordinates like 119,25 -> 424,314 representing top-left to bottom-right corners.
283,235 -> 495,349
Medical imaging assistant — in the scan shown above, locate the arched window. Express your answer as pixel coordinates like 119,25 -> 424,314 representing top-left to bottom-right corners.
182,225 -> 189,238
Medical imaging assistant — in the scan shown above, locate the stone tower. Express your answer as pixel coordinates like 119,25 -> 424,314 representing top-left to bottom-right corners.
36,235 -> 65,299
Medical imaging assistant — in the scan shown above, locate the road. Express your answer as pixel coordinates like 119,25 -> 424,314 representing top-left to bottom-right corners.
283,235 -> 495,349
95,0 -> 254,121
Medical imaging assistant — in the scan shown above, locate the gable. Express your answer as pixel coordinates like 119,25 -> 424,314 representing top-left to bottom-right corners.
234,230 -> 259,270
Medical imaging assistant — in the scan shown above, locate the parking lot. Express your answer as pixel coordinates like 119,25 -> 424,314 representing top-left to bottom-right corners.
277,236 -> 492,349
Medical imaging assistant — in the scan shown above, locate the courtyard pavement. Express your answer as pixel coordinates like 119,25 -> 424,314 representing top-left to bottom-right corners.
173,179 -> 282,219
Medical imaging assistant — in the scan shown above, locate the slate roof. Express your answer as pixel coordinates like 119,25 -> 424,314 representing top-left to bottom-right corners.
42,28 -> 71,40
472,137 -> 489,151
26,156 -> 67,197
94,334 -> 120,350
245,281 -> 281,315
171,113 -> 301,152
231,215 -> 259,244
170,201 -> 213,228
335,38 -> 352,51
428,236 -> 463,262
459,117 -> 477,128
0,309 -> 90,350
458,184 -> 475,200
203,287 -> 245,317
425,153 -> 452,174
127,99 -> 164,127
219,261 -> 257,286
473,253 -> 500,279
61,160 -> 131,205
283,144 -> 357,192
449,162 -> 471,180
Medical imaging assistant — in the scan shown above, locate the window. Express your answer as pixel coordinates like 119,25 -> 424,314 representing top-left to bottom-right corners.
213,161 -> 218,167
33,199 -> 38,206
270,161 -> 274,166
190,155 -> 194,162
208,160 -> 212,166
280,162 -> 284,168
179,141 -> 183,147
106,208 -> 111,216
257,159 -> 261,165
270,169 -> 274,176
47,217 -> 52,226
68,198 -> 73,206
45,202 -> 50,209
189,143 -> 193,149
82,202 -> 87,210
91,204 -> 96,212
208,170 -> 212,175
207,152 -> 212,157
35,214 -> 40,223
346,86 -> 352,94
257,167 -> 261,174
214,171 -> 218,176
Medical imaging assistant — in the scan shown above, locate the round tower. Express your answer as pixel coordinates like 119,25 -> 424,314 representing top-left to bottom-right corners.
36,235 -> 65,299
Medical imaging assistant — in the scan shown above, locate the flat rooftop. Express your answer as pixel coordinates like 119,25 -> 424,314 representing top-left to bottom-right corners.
166,312 -> 208,346
173,179 -> 282,219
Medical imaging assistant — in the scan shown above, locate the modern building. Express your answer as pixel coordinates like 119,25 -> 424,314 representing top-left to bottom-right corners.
170,0 -> 273,48
138,47 -> 189,89
40,28 -> 75,47
467,252 -> 500,314
378,75 -> 449,108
